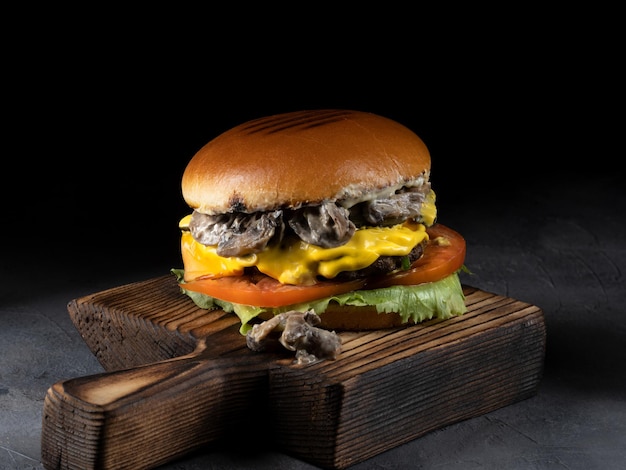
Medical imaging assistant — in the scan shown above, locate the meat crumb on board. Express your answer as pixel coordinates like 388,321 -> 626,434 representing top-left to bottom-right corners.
246,310 -> 342,365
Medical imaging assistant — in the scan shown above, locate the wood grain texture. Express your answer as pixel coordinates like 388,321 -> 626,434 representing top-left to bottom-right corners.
41,275 -> 545,470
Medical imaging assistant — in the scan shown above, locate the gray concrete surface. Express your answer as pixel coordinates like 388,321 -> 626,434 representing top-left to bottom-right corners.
2,172 -> 625,469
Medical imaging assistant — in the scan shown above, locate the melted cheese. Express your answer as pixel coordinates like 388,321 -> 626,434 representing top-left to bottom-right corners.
180,217 -> 429,285
421,190 -> 437,226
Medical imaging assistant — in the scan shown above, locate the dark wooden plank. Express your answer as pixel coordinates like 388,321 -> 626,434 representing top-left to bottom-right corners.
42,276 -> 545,469
268,290 -> 545,468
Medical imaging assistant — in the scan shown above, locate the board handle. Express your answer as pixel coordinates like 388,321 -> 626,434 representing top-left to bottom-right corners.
41,345 -> 270,470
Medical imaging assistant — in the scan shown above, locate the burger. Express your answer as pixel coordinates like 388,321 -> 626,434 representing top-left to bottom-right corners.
172,109 -> 467,339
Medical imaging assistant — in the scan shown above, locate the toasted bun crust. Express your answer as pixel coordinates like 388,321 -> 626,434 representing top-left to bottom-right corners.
182,109 -> 431,214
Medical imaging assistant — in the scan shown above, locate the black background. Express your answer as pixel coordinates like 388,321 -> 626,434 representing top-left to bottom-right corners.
2,13 -> 625,469
6,41 -> 617,273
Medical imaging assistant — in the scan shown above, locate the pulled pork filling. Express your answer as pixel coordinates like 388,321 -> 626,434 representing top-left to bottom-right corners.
188,181 -> 433,262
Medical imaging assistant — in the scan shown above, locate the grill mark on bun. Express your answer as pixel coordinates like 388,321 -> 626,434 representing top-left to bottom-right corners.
240,110 -> 353,135
182,109 -> 432,216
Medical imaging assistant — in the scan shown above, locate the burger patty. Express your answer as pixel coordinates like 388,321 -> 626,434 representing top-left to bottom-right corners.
241,241 -> 426,283
333,240 -> 426,281
188,183 -> 432,258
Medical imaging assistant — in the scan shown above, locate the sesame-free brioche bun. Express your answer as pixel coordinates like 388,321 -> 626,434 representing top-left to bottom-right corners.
259,304 -> 413,331
182,109 -> 431,215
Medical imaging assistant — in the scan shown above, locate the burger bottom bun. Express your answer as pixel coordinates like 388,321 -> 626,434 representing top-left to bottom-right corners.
259,304 -> 415,331
260,304 -> 415,331
317,304 -> 416,331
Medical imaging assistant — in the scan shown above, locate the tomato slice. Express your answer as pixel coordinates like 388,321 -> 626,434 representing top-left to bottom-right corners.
180,223 -> 465,308
181,272 -> 367,308
366,223 -> 466,289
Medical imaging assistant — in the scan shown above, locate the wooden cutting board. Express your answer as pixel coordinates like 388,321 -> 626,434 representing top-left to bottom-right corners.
41,275 -> 546,470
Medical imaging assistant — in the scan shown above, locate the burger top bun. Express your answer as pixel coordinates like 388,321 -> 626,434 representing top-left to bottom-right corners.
182,109 -> 431,215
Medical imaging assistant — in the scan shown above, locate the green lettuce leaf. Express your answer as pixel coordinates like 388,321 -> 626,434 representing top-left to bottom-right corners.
171,269 -> 467,334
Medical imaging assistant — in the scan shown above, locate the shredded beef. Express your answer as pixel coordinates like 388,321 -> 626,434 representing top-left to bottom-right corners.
189,210 -> 283,257
288,202 -> 355,248
351,183 -> 431,227
246,310 -> 342,364
188,184 -> 431,260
